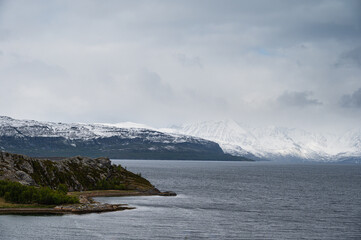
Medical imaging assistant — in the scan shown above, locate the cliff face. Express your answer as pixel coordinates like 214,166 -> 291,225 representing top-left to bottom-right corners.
0,152 -> 157,192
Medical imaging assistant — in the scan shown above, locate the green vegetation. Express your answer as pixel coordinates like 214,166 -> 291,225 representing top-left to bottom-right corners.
0,180 -> 79,205
57,183 -> 68,194
93,179 -> 126,190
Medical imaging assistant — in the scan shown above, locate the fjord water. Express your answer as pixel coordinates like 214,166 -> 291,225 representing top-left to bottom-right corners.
1,161 -> 360,239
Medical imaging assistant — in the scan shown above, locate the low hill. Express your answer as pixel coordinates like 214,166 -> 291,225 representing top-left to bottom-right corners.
0,151 -> 156,192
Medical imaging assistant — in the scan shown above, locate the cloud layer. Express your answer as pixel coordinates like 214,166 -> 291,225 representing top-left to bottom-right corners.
277,91 -> 322,107
340,88 -> 361,108
0,0 -> 360,132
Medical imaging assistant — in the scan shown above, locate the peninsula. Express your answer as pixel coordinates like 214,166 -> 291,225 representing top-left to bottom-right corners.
0,152 -> 175,214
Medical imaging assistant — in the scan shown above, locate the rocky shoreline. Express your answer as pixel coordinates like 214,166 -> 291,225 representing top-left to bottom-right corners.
53,202 -> 134,214
0,152 -> 176,215
0,189 -> 176,215
0,204 -> 134,215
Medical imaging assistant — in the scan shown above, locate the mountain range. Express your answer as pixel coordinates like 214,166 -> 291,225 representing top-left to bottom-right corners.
0,116 -> 248,161
1,116 -> 360,162
164,120 -> 361,163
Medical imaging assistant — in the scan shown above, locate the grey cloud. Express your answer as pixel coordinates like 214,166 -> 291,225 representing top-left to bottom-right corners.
185,88 -> 229,110
175,54 -> 203,68
277,91 -> 322,107
4,59 -> 67,79
136,71 -> 173,101
1,1 -> 359,47
0,0 -> 360,131
340,88 -> 361,108
337,46 -> 361,67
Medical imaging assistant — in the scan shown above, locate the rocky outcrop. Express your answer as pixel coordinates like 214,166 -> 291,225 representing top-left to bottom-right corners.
159,191 -> 177,196
0,151 -> 157,192
54,202 -> 134,213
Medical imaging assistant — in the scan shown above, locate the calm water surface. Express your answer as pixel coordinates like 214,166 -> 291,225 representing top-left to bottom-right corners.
0,160 -> 360,239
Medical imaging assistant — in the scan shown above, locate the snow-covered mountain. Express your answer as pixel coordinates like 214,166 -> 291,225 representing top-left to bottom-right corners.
1,116 -> 360,162
164,120 -> 361,162
161,120 -> 258,158
0,116 -> 248,161
0,116 -> 167,141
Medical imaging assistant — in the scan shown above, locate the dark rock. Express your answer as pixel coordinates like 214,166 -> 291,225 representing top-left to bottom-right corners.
159,191 -> 177,196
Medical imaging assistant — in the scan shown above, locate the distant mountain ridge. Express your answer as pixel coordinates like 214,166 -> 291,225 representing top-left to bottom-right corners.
165,120 -> 361,163
2,116 -> 360,162
0,116 -> 249,161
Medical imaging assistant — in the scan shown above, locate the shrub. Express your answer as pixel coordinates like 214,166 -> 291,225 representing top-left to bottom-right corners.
57,183 -> 68,194
0,180 -> 79,205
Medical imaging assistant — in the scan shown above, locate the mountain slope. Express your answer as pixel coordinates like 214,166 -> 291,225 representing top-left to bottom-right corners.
0,116 -> 250,161
162,120 -> 258,158
166,120 -> 361,162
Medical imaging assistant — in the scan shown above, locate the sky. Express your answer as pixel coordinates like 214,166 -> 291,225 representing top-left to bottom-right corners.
0,0 -> 360,133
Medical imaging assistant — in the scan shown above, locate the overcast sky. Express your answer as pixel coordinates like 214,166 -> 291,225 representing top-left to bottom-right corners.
0,0 -> 360,132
